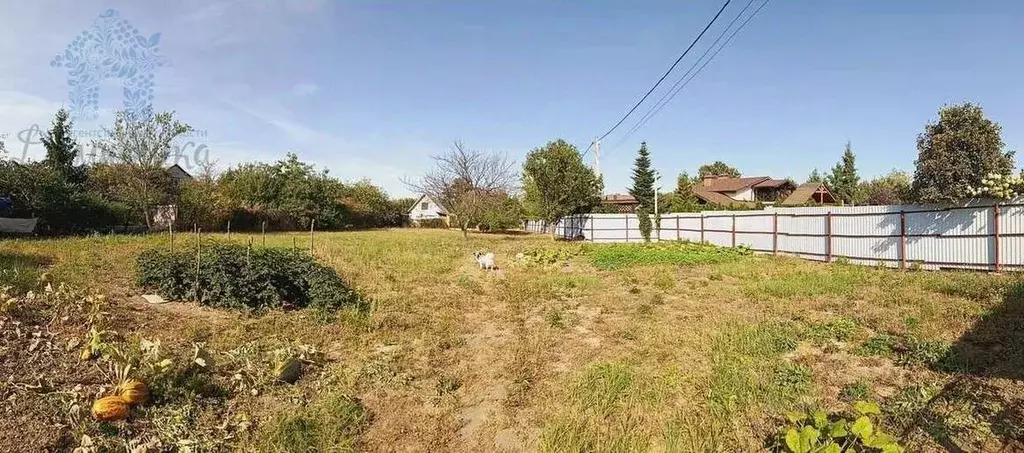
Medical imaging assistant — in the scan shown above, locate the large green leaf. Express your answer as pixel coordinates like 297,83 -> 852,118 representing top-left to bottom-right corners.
827,420 -> 848,438
812,410 -> 828,429
854,401 -> 880,415
785,428 -> 804,453
850,416 -> 873,439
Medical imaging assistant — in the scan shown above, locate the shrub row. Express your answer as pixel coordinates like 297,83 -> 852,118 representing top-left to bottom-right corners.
136,242 -> 361,311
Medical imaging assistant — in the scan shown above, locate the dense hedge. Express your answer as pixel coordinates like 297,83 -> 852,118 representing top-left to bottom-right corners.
136,243 -> 361,311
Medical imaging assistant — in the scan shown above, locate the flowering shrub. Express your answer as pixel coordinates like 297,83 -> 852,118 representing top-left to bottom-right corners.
967,172 -> 1024,199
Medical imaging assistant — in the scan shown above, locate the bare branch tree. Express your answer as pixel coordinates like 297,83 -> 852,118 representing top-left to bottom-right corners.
404,141 -> 516,238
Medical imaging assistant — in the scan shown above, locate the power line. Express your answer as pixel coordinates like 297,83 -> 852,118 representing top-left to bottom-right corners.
582,0 -> 733,157
606,0 -> 771,157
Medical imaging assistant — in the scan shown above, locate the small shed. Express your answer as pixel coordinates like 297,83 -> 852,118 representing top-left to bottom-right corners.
408,194 -> 449,226
780,182 -> 837,205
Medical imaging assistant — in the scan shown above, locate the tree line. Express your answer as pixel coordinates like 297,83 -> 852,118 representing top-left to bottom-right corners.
0,109 -> 412,234
408,101 -> 1017,240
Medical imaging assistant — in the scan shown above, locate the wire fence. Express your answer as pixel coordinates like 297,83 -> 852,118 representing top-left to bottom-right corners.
525,199 -> 1024,271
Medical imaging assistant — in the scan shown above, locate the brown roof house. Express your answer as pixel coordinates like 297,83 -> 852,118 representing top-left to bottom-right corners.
693,175 -> 797,208
599,194 -> 640,213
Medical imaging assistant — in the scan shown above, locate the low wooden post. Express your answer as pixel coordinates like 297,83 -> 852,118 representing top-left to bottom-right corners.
994,204 -> 1001,272
227,220 -> 231,239
309,218 -> 316,257
195,228 -> 202,303
293,236 -> 297,251
825,212 -> 833,262
899,210 -> 907,269
731,214 -> 736,247
772,212 -> 778,255
246,237 -> 252,267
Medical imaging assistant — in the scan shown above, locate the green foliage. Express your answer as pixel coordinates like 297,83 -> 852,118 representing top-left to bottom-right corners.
968,171 -> 1024,199
709,323 -> 801,413
698,161 -> 741,179
585,242 -> 751,270
804,317 -> 860,344
840,380 -> 872,402
854,332 -> 952,368
628,142 -> 656,209
857,170 -> 911,205
517,246 -> 584,266
477,193 -> 525,231
769,403 -> 905,453
912,102 -> 1014,203
637,207 -> 653,242
136,242 -> 363,312
522,139 -> 603,223
825,142 -> 860,205
807,169 -> 823,184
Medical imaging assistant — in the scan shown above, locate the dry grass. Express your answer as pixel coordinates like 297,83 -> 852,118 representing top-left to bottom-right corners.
1,229 -> 1022,452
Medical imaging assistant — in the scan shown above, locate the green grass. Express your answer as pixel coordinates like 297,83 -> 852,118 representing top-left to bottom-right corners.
708,322 -> 802,414
743,264 -> 870,299
0,251 -> 48,293
259,392 -> 368,452
585,242 -> 749,270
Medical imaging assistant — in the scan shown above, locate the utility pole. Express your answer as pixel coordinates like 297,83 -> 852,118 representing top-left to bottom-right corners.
593,138 -> 601,177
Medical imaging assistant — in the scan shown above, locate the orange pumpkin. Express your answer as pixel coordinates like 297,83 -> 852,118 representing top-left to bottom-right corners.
91,395 -> 130,421
116,379 -> 149,405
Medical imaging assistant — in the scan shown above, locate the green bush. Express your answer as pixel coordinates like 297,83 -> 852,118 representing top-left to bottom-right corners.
585,241 -> 751,270
137,242 -> 362,312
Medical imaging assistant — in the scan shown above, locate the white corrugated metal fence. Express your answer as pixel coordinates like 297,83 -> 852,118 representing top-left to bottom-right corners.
523,199 -> 1024,271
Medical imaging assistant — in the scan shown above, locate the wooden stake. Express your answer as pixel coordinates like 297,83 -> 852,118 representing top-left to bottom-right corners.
262,221 -> 266,246
227,220 -> 231,239
195,228 -> 202,303
246,237 -> 252,267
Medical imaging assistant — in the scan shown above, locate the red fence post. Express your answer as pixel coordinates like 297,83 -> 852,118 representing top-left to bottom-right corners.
590,215 -> 595,241
676,215 -> 680,241
899,210 -> 907,269
772,212 -> 778,255
826,212 -> 832,262
994,204 -> 1001,272
731,214 -> 736,247
625,215 -> 629,242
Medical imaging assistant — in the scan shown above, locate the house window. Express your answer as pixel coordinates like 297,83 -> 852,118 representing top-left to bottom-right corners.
421,202 -> 429,210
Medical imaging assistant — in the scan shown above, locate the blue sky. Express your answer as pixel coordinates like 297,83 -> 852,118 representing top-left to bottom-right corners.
1,1 -> 1022,196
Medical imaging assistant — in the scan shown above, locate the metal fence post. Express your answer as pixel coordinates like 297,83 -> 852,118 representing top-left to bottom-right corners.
772,212 -> 778,255
676,215 -> 681,241
700,213 -> 705,243
899,210 -> 907,269
731,214 -> 736,247
826,212 -> 833,262
590,215 -> 595,241
994,204 -> 1001,272
625,215 -> 629,242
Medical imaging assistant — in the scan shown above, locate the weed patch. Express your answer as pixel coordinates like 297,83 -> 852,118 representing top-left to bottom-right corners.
259,392 -> 368,452
137,242 -> 363,312
708,323 -> 801,414
745,266 -> 869,300
585,242 -> 750,270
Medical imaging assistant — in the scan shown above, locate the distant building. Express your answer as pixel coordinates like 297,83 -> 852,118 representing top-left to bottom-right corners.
600,193 -> 640,213
780,182 -> 837,205
693,175 -> 798,208
407,194 -> 450,226
167,164 -> 193,184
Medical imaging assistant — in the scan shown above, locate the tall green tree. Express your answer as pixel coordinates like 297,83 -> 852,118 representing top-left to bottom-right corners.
522,139 -> 603,235
40,108 -> 85,184
664,171 -> 700,212
912,103 -> 1013,203
807,169 -> 823,183
629,142 -> 656,242
697,161 -> 741,179
824,142 -> 860,204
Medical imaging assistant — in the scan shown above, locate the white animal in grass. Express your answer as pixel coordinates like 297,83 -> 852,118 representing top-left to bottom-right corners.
473,251 -> 497,270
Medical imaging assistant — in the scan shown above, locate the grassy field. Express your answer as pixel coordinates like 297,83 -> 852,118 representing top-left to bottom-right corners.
1,229 -> 1022,452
